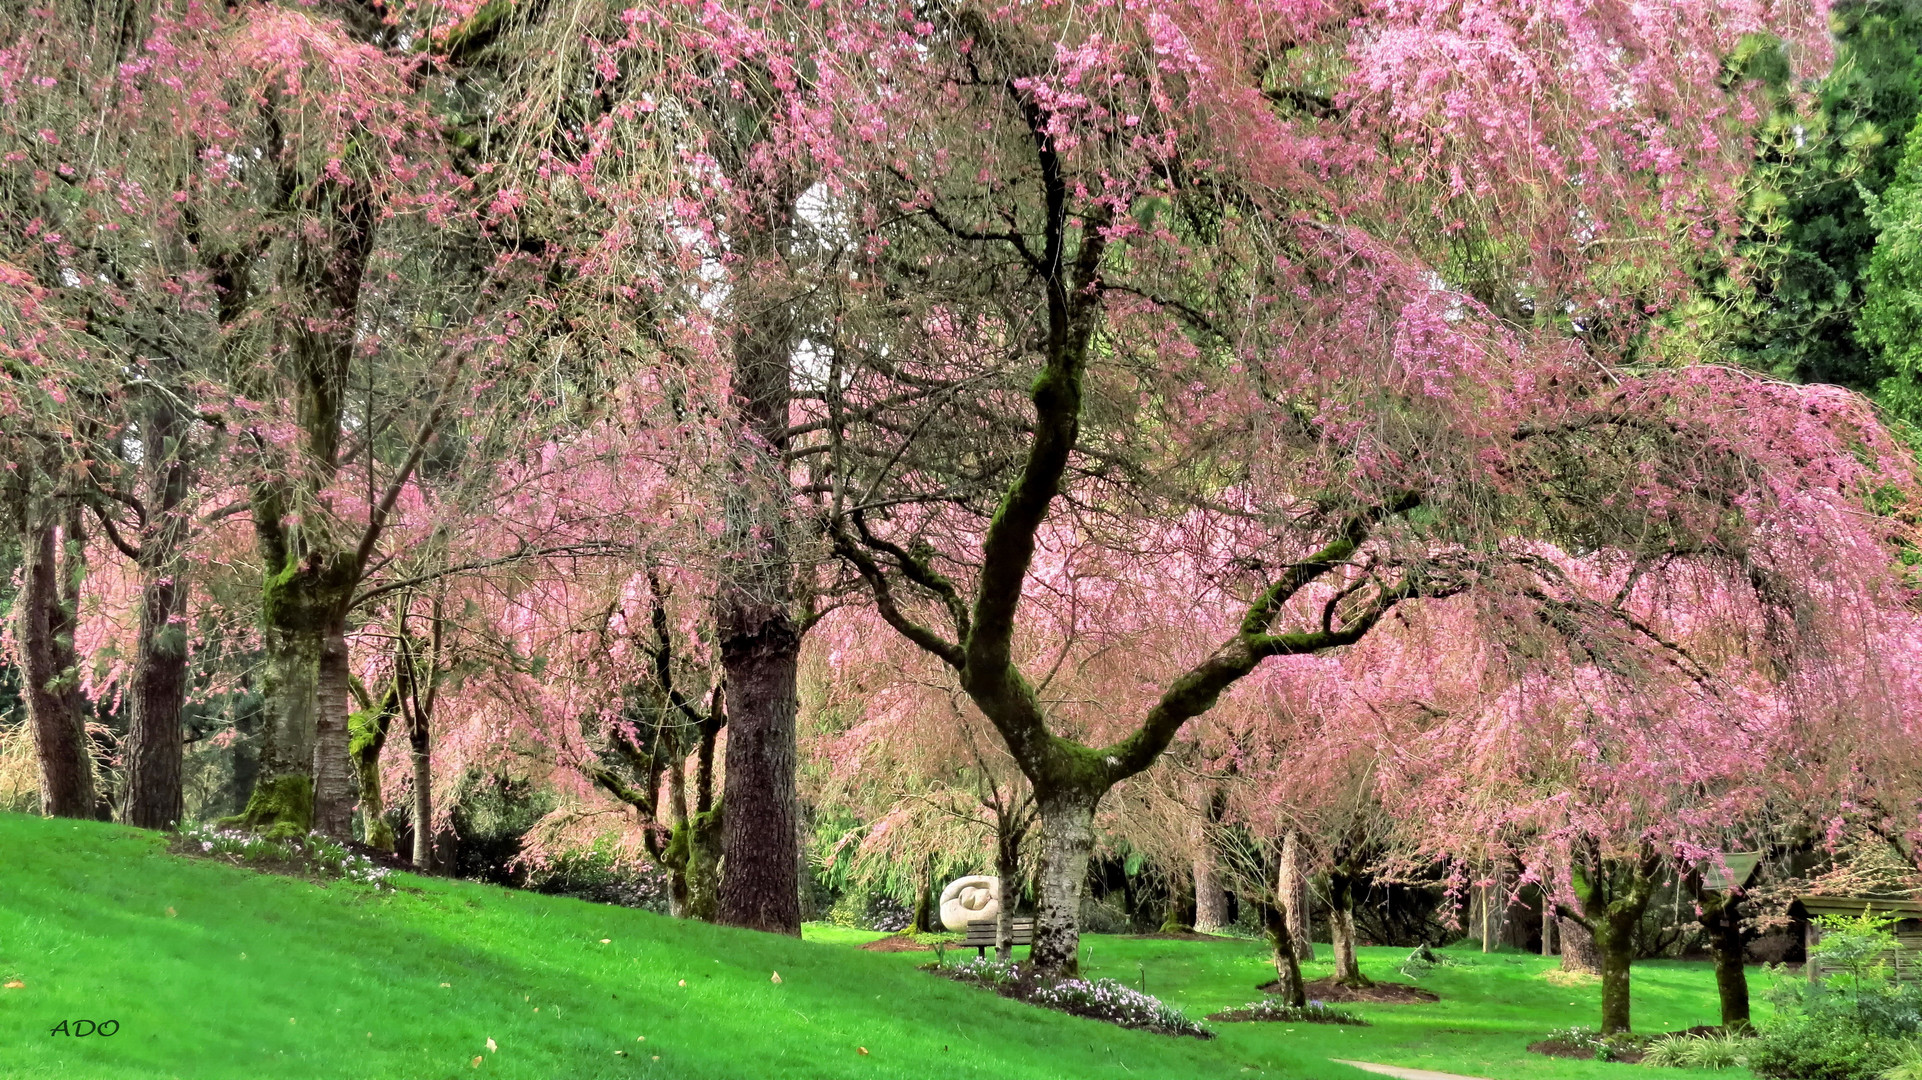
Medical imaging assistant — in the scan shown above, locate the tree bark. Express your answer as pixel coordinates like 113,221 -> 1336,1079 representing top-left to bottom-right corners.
16,511 -> 92,819
1702,891 -> 1751,1030
311,625 -> 355,837
1542,902 -> 1557,956
1330,870 -> 1373,987
714,181 -> 804,936
409,715 -> 433,871
1281,831 -> 1315,961
1030,791 -> 1098,976
1598,924 -> 1635,1035
118,386 -> 193,831
995,815 -> 1024,962
1572,851 -> 1658,1035
716,619 -> 801,934
1262,899 -> 1308,1007
1559,916 -> 1600,972
349,683 -> 398,852
1194,839 -> 1227,933
240,622 -> 321,837
118,565 -> 187,830
1161,868 -> 1196,933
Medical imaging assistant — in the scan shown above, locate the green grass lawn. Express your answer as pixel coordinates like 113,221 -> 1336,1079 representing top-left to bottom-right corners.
0,812 -> 1759,1080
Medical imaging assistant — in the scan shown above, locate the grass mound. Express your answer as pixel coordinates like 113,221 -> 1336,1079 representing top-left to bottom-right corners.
0,813 -> 1303,1080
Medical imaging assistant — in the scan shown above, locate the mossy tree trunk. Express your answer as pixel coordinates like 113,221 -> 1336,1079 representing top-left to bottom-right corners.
349,678 -> 400,852
1031,790 -> 1100,974
1560,842 -> 1660,1035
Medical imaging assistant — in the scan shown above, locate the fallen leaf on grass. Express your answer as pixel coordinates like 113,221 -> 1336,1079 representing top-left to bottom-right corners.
600,938 -> 611,944
440,982 -> 451,988
770,972 -> 782,984
858,1047 -> 869,1056
471,1055 -> 483,1068
677,979 -> 686,987
485,1038 -> 497,1052
3,981 -> 23,989
165,906 -> 176,917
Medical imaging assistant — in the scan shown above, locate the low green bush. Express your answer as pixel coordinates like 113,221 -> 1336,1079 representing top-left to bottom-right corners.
1752,910 -> 1922,1080
1643,1031 -> 1749,1069
1751,1018 -> 1899,1080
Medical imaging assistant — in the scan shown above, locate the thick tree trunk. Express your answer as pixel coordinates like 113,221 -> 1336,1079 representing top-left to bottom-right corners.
1330,871 -> 1373,988
1281,831 -> 1315,961
716,620 -> 801,934
1191,782 -> 1227,933
1030,791 -> 1098,977
714,185 -> 804,936
1577,853 -> 1657,1035
311,625 -> 355,837
1597,922 -> 1635,1035
1542,904 -> 1557,957
17,514 -> 92,819
240,624 -> 321,837
1560,917 -> 1600,973
119,388 -> 193,831
1262,899 -> 1308,1007
1194,852 -> 1227,933
1702,892 -> 1751,1030
1161,869 -> 1195,933
119,563 -> 187,830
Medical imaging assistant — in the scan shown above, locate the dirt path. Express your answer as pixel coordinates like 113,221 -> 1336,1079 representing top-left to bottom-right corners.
1331,1059 -> 1498,1080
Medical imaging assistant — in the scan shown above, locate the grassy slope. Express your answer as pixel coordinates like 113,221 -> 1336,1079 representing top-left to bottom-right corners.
1,812 -> 1756,1080
810,930 -> 1772,1080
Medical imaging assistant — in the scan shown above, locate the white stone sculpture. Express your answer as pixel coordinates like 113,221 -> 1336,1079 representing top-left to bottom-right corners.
938,875 -> 1002,931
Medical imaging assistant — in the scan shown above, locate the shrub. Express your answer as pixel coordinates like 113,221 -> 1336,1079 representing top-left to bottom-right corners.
1643,1032 -> 1750,1069
1752,910 -> 1922,1080
1751,1018 -> 1899,1080
1209,999 -> 1368,1025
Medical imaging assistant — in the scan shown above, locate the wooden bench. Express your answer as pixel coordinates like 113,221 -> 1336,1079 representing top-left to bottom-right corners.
962,918 -> 1034,958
